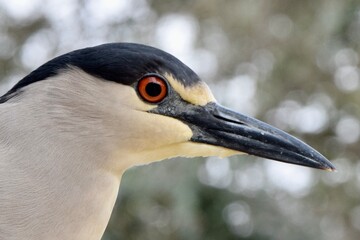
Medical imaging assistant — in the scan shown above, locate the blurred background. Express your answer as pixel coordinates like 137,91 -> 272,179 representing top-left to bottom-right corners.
0,0 -> 359,239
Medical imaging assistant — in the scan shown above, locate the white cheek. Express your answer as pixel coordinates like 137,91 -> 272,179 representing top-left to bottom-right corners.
108,108 -> 194,161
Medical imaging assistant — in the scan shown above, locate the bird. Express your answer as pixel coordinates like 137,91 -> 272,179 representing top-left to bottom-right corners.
0,43 -> 334,240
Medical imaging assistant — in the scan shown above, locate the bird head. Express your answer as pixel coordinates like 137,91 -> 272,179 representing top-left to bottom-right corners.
0,43 -> 335,172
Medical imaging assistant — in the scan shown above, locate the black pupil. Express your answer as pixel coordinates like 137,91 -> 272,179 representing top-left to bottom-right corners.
145,82 -> 162,97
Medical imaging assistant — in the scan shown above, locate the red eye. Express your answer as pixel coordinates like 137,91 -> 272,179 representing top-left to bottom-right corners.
137,76 -> 168,103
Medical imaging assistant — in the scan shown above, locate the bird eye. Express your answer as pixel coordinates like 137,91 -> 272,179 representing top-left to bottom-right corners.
137,76 -> 168,103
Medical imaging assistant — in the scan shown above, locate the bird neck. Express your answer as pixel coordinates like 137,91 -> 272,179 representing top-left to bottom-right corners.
0,133 -> 120,239
0,74 -> 129,239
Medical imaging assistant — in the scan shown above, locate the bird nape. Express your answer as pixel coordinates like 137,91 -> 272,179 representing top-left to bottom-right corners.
0,42 -> 334,240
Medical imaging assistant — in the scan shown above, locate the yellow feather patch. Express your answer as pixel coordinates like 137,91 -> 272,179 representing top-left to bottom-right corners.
164,73 -> 216,106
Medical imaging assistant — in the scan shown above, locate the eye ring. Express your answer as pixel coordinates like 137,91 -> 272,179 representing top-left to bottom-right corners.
137,75 -> 168,103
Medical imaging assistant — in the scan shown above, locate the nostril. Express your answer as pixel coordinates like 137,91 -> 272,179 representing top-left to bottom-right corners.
212,113 -> 246,126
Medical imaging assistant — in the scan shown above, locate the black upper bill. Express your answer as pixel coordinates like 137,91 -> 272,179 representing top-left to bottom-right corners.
180,102 -> 335,171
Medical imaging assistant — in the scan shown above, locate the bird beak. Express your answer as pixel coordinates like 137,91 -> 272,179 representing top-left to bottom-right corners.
181,102 -> 335,171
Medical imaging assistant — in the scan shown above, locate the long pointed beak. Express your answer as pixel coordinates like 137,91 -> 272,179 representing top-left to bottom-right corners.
181,102 -> 334,170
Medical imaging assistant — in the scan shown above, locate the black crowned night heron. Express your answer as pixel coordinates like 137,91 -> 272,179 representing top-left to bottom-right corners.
0,43 -> 334,240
